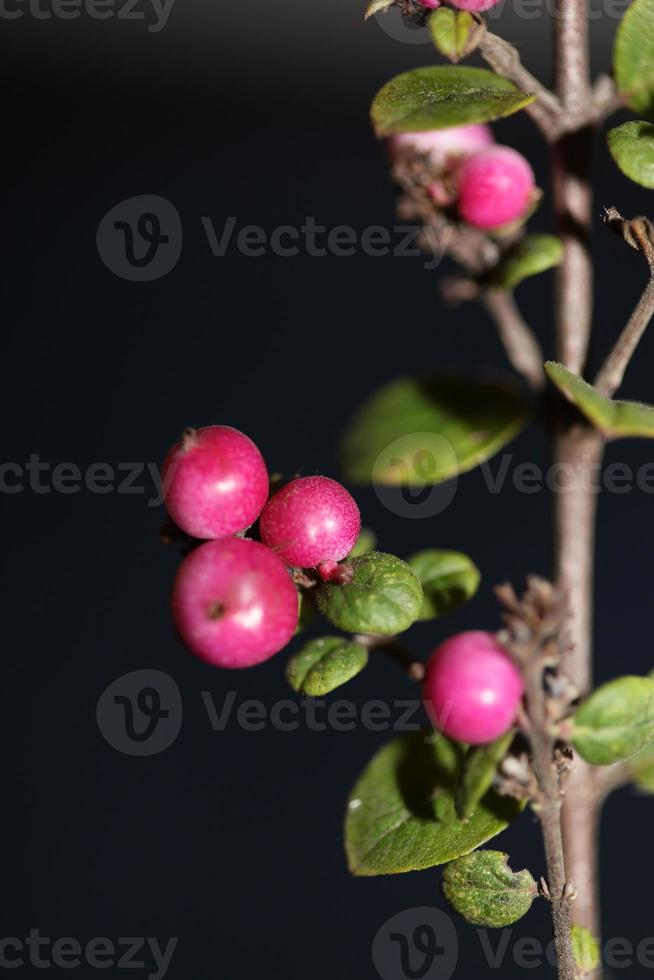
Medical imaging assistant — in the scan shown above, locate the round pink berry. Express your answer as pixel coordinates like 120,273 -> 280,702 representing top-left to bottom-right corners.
417,0 -> 442,8
423,631 -> 524,745
388,124 -> 494,169
171,537 -> 298,668
456,146 -> 535,230
162,425 -> 269,540
259,476 -> 361,569
448,0 -> 502,11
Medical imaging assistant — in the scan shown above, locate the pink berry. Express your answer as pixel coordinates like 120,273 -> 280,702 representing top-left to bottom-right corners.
388,124 -> 493,169
171,537 -> 298,668
456,146 -> 535,230
448,0 -> 502,10
259,476 -> 361,568
417,0 -> 441,8
423,631 -> 524,745
162,425 -> 269,540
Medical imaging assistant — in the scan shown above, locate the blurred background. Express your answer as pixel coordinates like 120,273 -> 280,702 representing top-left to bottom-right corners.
3,0 -> 654,976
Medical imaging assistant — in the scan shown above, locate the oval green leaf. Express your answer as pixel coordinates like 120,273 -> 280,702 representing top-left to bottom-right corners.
607,121 -> 654,188
571,675 -> 654,766
408,549 -> 481,620
545,361 -> 654,439
429,8 -> 484,63
341,375 -> 530,485
614,0 -> 654,116
371,66 -> 535,137
456,731 -> 515,820
443,851 -> 537,927
572,925 -> 601,977
286,637 -> 368,696
491,234 -> 564,290
345,732 -> 524,876
316,552 -> 423,635
629,740 -> 654,792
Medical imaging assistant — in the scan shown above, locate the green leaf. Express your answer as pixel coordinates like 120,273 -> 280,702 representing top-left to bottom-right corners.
341,376 -> 530,485
614,0 -> 654,116
607,121 -> 654,188
491,235 -> 564,290
371,66 -> 535,137
429,8 -> 484,63
345,732 -> 524,876
456,731 -> 515,820
571,925 -> 601,976
316,552 -> 423,635
442,851 -> 537,927
570,676 -> 654,765
408,550 -> 480,620
295,591 -> 316,635
286,637 -> 368,696
626,739 -> 654,792
365,0 -> 394,19
348,527 -> 377,559
545,361 -> 654,439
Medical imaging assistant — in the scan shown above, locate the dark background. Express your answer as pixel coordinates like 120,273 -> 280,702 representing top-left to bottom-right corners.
3,1 -> 654,976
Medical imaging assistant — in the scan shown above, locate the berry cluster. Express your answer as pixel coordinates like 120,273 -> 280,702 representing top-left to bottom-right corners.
163,425 -> 360,669
390,123 -> 537,231
161,425 -> 524,745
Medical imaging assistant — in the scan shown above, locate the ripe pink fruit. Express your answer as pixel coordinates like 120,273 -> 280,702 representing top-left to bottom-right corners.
456,146 -> 535,230
417,0 -> 442,8
388,124 -> 493,169
423,631 -> 524,744
448,0 -> 502,11
171,537 -> 298,668
162,425 -> 269,540
260,476 -> 361,568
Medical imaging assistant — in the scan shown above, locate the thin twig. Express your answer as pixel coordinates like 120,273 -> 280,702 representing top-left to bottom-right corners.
483,288 -> 545,390
479,33 -> 562,141
594,210 -> 654,397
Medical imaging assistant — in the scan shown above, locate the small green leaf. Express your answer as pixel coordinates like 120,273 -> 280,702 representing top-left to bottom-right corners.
286,637 -> 368,696
429,8 -> 484,63
570,676 -> 654,765
491,235 -> 564,290
365,0 -> 394,19
345,732 -> 524,876
571,925 -> 601,976
456,731 -> 515,820
625,739 -> 654,792
614,0 -> 654,116
607,121 -> 654,188
295,591 -> 316,635
408,550 -> 480,620
341,376 -> 530,485
348,527 -> 377,559
443,851 -> 537,927
545,361 -> 654,439
371,66 -> 535,137
316,552 -> 423,635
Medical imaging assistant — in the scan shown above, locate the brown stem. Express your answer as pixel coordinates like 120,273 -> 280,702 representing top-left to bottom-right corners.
483,288 -> 545,390
479,33 -> 561,140
355,634 -> 425,681
594,274 -> 654,396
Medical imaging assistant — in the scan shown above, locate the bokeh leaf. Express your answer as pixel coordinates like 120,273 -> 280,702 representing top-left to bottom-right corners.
491,235 -> 564,290
348,527 -> 377,558
429,8 -> 484,63
572,925 -> 601,977
316,552 -> 423,635
408,549 -> 481,620
570,676 -> 654,765
341,376 -> 530,485
545,362 -> 654,439
345,732 -> 524,876
287,637 -> 368,696
371,66 -> 535,136
443,851 -> 537,927
614,0 -> 654,116
607,121 -> 654,188
365,0 -> 394,19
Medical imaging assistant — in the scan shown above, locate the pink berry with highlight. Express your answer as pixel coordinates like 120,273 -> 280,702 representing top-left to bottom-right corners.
260,476 -> 361,568
448,0 -> 502,11
423,631 -> 524,745
162,425 -> 269,540
456,145 -> 535,230
417,0 -> 441,8
171,537 -> 298,668
388,124 -> 493,169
